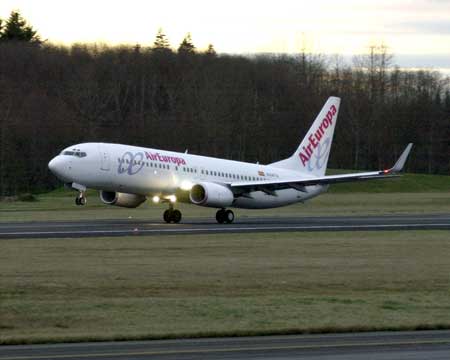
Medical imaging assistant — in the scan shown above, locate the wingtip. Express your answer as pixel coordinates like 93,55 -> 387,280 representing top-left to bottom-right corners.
390,143 -> 413,173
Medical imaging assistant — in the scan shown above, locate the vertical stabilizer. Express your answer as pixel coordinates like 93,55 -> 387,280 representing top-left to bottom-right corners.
270,97 -> 340,176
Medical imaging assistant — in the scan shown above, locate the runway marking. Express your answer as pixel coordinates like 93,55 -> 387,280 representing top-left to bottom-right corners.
0,223 -> 449,238
2,339 -> 450,360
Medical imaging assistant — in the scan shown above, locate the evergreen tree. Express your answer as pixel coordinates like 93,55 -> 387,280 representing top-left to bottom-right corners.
178,33 -> 195,54
0,11 -> 40,43
153,28 -> 170,50
205,43 -> 217,56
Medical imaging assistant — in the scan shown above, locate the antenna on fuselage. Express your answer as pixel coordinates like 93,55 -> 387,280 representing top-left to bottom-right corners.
185,149 -> 189,154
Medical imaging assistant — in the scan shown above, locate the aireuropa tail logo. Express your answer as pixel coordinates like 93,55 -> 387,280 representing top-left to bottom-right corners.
307,137 -> 331,171
299,104 -> 336,170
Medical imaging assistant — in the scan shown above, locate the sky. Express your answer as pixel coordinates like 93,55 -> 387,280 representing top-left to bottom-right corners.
1,0 -> 449,72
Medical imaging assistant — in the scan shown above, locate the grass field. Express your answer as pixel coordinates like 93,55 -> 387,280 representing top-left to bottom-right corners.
1,172 -> 449,223
1,173 -> 449,344
1,191 -> 450,223
1,230 -> 450,344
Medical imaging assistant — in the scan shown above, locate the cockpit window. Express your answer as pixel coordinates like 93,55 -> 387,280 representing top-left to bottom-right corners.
61,150 -> 87,158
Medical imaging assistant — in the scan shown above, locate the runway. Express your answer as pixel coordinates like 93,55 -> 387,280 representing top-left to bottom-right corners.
2,330 -> 450,360
0,213 -> 449,239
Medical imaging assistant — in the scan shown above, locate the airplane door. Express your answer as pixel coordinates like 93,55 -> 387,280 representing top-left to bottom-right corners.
99,145 -> 110,171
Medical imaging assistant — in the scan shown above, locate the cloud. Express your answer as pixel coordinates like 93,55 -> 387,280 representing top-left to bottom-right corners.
396,20 -> 450,34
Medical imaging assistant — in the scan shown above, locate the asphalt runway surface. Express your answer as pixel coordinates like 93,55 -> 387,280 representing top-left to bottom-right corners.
0,213 -> 449,239
2,330 -> 450,360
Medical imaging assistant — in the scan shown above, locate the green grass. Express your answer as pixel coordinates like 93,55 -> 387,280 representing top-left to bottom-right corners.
0,172 -> 448,222
1,230 -> 450,344
1,189 -> 450,224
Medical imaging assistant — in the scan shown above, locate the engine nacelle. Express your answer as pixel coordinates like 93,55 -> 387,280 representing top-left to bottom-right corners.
100,191 -> 146,208
189,182 -> 234,208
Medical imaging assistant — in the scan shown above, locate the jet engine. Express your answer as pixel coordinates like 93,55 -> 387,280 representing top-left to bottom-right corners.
100,191 -> 146,208
189,182 -> 234,208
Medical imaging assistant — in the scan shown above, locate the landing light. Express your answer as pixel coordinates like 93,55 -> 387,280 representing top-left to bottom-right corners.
152,196 -> 160,203
167,195 -> 177,203
180,180 -> 193,191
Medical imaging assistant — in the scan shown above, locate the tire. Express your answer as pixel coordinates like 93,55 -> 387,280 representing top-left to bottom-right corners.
172,209 -> 182,223
216,209 -> 225,224
79,197 -> 86,206
163,209 -> 172,223
224,210 -> 234,224
75,197 -> 80,206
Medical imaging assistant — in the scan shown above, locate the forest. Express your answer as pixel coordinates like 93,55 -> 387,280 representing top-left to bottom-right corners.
0,12 -> 449,196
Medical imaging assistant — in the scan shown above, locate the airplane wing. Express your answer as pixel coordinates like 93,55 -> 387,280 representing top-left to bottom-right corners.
230,143 -> 413,194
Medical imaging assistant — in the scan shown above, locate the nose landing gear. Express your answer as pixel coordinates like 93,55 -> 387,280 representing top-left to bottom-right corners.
75,192 -> 87,206
216,209 -> 234,224
70,183 -> 87,206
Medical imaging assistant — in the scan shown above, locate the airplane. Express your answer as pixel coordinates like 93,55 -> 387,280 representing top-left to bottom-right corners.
48,97 -> 413,224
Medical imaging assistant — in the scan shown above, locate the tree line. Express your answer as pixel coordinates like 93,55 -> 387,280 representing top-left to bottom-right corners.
0,12 -> 448,196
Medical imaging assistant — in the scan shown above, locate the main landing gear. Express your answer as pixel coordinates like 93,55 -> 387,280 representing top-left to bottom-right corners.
216,208 -> 234,224
75,192 -> 86,206
163,203 -> 182,224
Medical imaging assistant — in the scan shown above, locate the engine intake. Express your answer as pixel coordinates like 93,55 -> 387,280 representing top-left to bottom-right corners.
189,182 -> 234,208
100,191 -> 146,208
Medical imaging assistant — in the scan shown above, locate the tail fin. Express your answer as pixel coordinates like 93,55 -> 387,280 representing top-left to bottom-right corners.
270,96 -> 340,176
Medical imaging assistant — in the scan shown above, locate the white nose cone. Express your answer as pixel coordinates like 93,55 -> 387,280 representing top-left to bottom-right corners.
48,156 -> 67,180
48,157 -> 57,172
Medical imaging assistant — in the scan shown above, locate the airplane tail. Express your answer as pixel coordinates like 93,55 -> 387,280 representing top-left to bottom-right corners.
270,96 -> 340,176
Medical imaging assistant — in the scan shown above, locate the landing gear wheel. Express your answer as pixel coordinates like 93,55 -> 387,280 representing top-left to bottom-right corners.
216,209 -> 234,224
172,209 -> 182,223
75,195 -> 86,206
163,209 -> 172,223
163,209 -> 182,224
216,209 -> 226,224
224,210 -> 234,224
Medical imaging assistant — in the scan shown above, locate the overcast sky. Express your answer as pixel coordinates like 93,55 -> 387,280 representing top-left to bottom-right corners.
1,0 -> 449,72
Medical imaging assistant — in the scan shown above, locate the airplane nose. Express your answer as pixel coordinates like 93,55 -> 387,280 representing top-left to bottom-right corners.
48,156 -> 67,179
48,157 -> 59,173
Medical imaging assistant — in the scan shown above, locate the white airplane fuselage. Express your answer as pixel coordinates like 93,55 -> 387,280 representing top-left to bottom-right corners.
48,97 -> 411,223
49,142 -> 326,209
